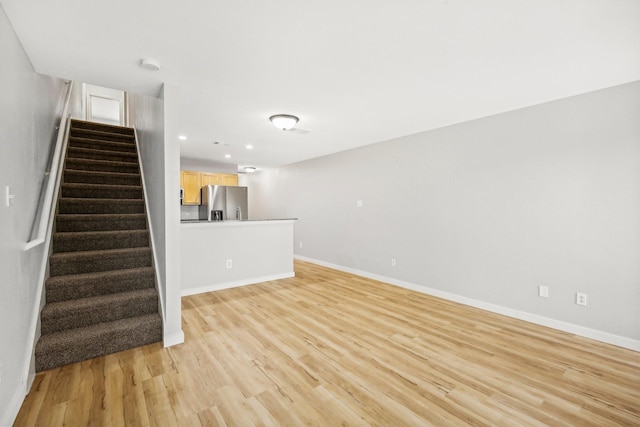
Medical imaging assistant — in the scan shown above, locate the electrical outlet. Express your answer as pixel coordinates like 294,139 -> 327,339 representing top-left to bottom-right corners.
539,285 -> 549,298
299,241 -> 303,249
391,258 -> 397,267
576,292 -> 587,306
357,200 -> 363,207
226,259 -> 232,269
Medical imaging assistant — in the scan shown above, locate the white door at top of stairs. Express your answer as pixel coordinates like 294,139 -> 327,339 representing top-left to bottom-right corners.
84,83 -> 125,126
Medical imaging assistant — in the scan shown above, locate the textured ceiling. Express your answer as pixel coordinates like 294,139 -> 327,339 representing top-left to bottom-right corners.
2,0 -> 639,171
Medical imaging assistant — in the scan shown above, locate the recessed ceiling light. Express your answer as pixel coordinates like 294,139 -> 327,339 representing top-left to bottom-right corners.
178,135 -> 187,141
246,144 -> 253,150
224,154 -> 231,159
140,58 -> 161,71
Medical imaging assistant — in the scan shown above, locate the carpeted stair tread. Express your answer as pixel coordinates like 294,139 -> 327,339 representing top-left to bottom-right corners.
69,137 -> 137,153
69,130 -> 135,144
70,127 -> 135,143
50,247 -> 152,276
46,267 -> 155,302
71,119 -> 134,135
61,182 -> 143,199
35,313 -> 162,372
67,146 -> 138,163
56,213 -> 147,232
63,169 -> 141,186
41,288 -> 159,334
53,229 -> 149,252
58,197 -> 145,214
64,157 -> 139,174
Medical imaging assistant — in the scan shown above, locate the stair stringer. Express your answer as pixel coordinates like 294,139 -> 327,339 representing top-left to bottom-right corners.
131,127 -> 168,343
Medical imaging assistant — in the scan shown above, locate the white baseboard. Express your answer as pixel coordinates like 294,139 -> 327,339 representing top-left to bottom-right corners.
181,272 -> 295,297
3,379 -> 28,427
295,255 -> 640,352
163,330 -> 185,348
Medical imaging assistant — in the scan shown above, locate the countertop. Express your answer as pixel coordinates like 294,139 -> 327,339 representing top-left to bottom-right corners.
181,218 -> 297,224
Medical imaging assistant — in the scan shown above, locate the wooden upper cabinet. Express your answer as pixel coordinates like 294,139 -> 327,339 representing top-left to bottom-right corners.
180,170 -> 201,205
180,170 -> 239,204
220,174 -> 238,186
201,173 -> 221,187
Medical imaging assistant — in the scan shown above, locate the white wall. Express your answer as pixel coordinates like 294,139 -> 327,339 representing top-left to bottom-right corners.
181,221 -> 295,295
128,92 -> 166,310
180,158 -> 238,174
246,81 -> 640,347
0,3 -> 67,424
129,85 -> 184,347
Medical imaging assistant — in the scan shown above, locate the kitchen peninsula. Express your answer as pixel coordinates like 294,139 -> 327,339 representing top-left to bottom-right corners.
180,219 -> 296,296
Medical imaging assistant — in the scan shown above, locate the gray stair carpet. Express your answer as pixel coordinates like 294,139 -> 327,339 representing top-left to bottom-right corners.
35,119 -> 162,372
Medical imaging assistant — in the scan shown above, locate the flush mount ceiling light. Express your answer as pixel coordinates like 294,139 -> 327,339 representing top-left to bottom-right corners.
244,166 -> 256,173
140,58 -> 160,71
269,114 -> 299,131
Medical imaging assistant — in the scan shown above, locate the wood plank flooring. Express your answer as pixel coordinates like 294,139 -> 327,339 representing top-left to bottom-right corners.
15,260 -> 640,426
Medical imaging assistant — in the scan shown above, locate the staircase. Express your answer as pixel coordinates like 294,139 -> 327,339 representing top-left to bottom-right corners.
35,120 -> 163,372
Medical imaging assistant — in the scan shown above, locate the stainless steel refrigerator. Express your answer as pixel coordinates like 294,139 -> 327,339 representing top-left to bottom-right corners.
199,185 -> 248,221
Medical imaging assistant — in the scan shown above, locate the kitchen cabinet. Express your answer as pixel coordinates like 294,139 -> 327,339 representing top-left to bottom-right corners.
180,170 -> 239,205
201,172 -> 221,187
180,170 -> 201,205
220,174 -> 238,186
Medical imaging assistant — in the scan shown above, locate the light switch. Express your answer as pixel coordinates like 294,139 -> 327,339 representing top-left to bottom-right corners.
5,186 -> 15,207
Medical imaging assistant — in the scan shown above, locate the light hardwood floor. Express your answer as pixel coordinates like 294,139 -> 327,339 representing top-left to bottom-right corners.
15,260 -> 640,426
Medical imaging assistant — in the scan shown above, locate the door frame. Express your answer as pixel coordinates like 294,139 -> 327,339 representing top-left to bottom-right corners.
83,83 -> 127,126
